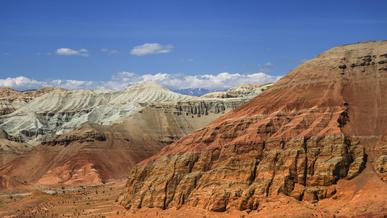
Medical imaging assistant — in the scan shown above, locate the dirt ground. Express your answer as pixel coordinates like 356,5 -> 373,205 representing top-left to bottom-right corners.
1,165 -> 386,218
0,181 -> 128,218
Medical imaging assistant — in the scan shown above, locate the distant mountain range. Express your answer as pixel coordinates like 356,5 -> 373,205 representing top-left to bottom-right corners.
171,88 -> 217,96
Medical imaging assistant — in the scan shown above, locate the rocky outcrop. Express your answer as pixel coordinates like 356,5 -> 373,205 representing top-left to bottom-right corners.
0,88 -> 28,116
41,127 -> 106,146
225,83 -> 272,98
376,155 -> 386,176
375,133 -> 387,181
119,41 -> 387,214
202,83 -> 272,99
0,87 -> 63,116
174,99 -> 245,116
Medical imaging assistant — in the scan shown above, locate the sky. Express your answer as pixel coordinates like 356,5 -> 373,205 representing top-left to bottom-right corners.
0,0 -> 387,90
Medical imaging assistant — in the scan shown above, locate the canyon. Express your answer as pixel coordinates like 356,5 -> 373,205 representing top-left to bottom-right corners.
0,41 -> 386,217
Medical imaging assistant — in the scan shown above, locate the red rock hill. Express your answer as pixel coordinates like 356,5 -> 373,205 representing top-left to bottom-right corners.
119,41 -> 387,217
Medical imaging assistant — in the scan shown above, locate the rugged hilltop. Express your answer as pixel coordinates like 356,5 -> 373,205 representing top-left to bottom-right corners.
202,83 -> 272,99
119,41 -> 387,217
0,87 -> 64,116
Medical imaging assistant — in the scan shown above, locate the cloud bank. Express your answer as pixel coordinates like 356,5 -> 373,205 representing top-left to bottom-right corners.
130,43 -> 174,56
0,76 -> 96,90
0,72 -> 280,91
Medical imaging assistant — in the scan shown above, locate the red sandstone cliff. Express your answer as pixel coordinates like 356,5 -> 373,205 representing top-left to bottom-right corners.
119,41 -> 387,217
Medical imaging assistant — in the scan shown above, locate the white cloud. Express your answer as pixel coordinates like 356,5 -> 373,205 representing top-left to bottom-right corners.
101,48 -> 119,55
151,72 -> 279,90
0,76 -> 44,90
56,48 -> 89,57
130,43 -> 173,56
100,71 -> 280,90
0,76 -> 97,90
48,79 -> 96,90
0,72 -> 280,91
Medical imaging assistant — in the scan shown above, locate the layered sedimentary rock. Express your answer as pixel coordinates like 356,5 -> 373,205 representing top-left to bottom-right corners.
0,83 -> 248,144
0,87 -> 61,116
202,83 -> 272,99
0,83 -> 256,188
119,41 -> 387,215
0,83 -> 192,143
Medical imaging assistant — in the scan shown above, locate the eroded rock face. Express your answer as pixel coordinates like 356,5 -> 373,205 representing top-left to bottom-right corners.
175,100 -> 244,116
0,83 -> 249,144
0,87 -> 61,116
201,83 -> 272,99
0,85 -> 258,189
41,128 -> 107,146
119,117 -> 363,211
119,41 -> 387,212
375,133 -> 387,181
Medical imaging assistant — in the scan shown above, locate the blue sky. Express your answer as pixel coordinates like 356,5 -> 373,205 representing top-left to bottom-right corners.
0,0 -> 387,90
